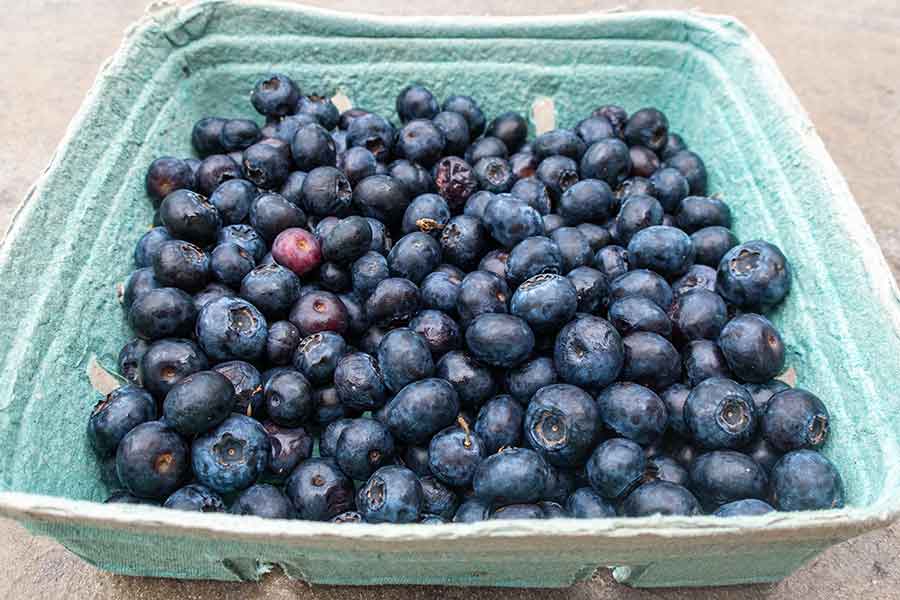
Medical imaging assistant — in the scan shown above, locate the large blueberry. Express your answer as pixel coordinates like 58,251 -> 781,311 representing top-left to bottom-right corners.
762,389 -> 830,452
230,483 -> 294,519
608,269 -> 673,310
264,369 -> 313,427
586,438 -> 649,499
716,241 -> 791,309
88,385 -> 156,457
505,357 -> 558,405
456,270 -> 509,326
622,481 -> 701,517
196,296 -> 268,361
333,352 -> 388,411
435,351 -> 496,410
192,415 -> 269,494
428,423 -> 486,487
409,309 -> 461,357
482,195 -> 544,248
334,417 -> 395,480
440,215 -> 489,271
365,277 -> 420,327
597,382 -> 668,445
116,421 -> 189,499
212,360 -> 264,418
505,236 -> 563,285
683,339 -> 732,387
474,395 -> 524,454
525,384 -> 599,467
465,313 -> 534,368
377,328 -> 435,392
627,225 -> 695,277
162,370 -> 235,436
689,450 -> 769,510
473,447 -> 549,504
718,313 -> 785,383
357,465 -> 424,523
554,315 -> 623,388
770,450 -> 844,511
239,263 -> 301,319
566,487 -> 616,518
385,378 -> 460,446
285,457 -> 356,520
292,332 -> 347,384
129,287 -> 197,341
510,274 -> 578,333
140,338 -> 208,399
608,296 -> 671,338
388,232 -> 442,284
620,332 -> 681,391
684,377 -> 757,449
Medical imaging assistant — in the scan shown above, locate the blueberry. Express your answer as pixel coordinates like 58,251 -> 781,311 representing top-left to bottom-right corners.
507,179 -> 549,216
689,450 -> 769,511
401,194 -> 450,237
209,243 -> 254,288
220,118 -> 261,152
352,173 -> 410,224
718,313 -> 785,383
212,360 -> 264,418
647,167 -> 689,213
428,422 -> 486,487
714,498 -> 775,517
262,320 -> 300,366
470,157 -> 511,193
490,503 -> 544,520
670,289 -> 728,343
456,270 -> 509,325
191,117 -> 227,156
140,338 -> 208,399
442,95 -> 485,138
385,232 -> 442,285
506,236 -> 562,285
598,382 -> 668,444
152,240 -> 209,293
463,190 -> 497,219
294,94 -> 338,130
616,194 -> 664,244
365,277 -> 420,327
464,137 -> 508,167
685,377 -> 757,449
291,332 -> 346,384
566,487 -> 616,518
335,148 -> 376,187
318,262 -> 351,293
627,226 -> 695,278
87,385 -> 156,457
319,216 -> 371,265
586,438 -> 649,499
313,386 -> 346,426
629,145 -> 660,178
359,326 -> 388,356
623,481 -> 701,517
665,150 -> 708,195
196,296 -> 267,361
510,274 -> 577,333
333,352 -> 388,412
163,484 -> 225,512
616,176 -> 656,203
580,139 -> 631,187
289,289 -> 349,336
480,111 -> 525,151
264,369 -> 313,427
195,154 -> 242,196
532,129 -> 585,161
690,226 -> 737,268
744,436 -> 783,473
554,315 -> 623,388
229,484 -> 294,519
525,384 -> 599,467
683,340 -> 732,386
575,115 -> 616,145
286,457 -> 356,520
465,313 -> 534,368
761,388 -> 830,453
436,215 -> 487,272
262,421 -> 313,481
473,447 -> 549,504
396,119 -> 445,167
395,84 -> 439,122
388,159 -> 433,199
770,450 -> 844,511
298,166 -> 352,218
347,113 -> 395,162
194,282 -> 238,311
241,142 -> 291,190
431,110 -> 471,157
116,421 -> 189,499
333,417 -> 395,480
676,196 -> 731,233
358,465 -> 423,523
608,296 -> 671,338
118,338 -> 149,385
745,379 -> 790,416
536,155 -> 580,200
477,249 -> 510,280
134,227 -> 173,269
649,455 -> 689,486
593,245 -> 630,281
590,105 -> 627,137
266,114 -> 319,145
433,156 -> 478,212
217,223 -> 267,261
435,351 -> 496,410
505,357 -> 557,405
248,192 -> 306,242
384,377 -> 459,446
420,475 -> 460,520
566,266 -> 609,313
509,152 -> 539,180
672,264 -> 717,297
162,370 -> 235,437
128,286 -> 196,340
608,269 -> 673,310
717,240 -> 792,309
251,74 -> 299,117
573,222 -> 611,253
659,384 -> 690,438
409,310 -> 461,357
191,414 -> 269,494
402,445 -> 432,477
474,395 -> 524,454
624,108 -> 669,152
453,498 -> 492,522
319,419 -> 353,458
158,190 -> 220,246
549,227 -> 593,272
375,328 -> 433,392
660,132 -> 688,160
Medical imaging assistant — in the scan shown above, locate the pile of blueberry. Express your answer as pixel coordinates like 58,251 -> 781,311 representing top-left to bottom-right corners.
90,74 -> 845,523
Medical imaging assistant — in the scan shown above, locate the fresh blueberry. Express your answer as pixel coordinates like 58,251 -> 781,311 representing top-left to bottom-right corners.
649,455 -> 689,486
397,119 -> 445,167
473,447 -> 549,504
152,240 -> 209,292
195,154 -> 242,196
683,339 -> 732,386
616,194 -> 664,244
431,110 -> 471,157
358,465 -> 423,523
485,111 -> 528,152
128,287 -> 196,340
624,108 -> 669,152
266,114 -> 318,145
402,445 -> 432,477
591,105 -> 627,137
477,249 -> 510,280
456,270 -> 509,325
510,178 -> 552,215
264,320 -> 301,366
684,377 -> 757,449
472,157 -> 513,193
289,289 -> 349,336
386,232 -> 442,284
250,74 -> 299,117
659,384 -> 691,437
242,142 -> 291,190
192,414 -> 269,494
230,484 -> 294,519
388,159 -> 433,199
465,136 -> 509,165
608,269 -> 673,310
575,115 -> 616,145
375,328 -> 433,392
212,360 -> 264,418
298,166 -> 352,218
442,94 -> 485,138
402,194 -> 450,237
318,262 -> 352,293
593,245 -> 630,281
616,176 -> 656,203
586,438 -> 648,499
598,382 -> 668,444
286,457 -> 356,520
533,129 -> 586,161
409,310 -> 461,357
550,227 -> 593,272
566,487 -> 616,518
428,422 -> 486,487
365,277 -> 420,327
665,149 -> 708,196
580,139 -> 631,187
210,243 -> 255,288
396,85 -> 439,122
291,332 -> 347,384
196,296 -> 267,361
453,498 -> 492,522
525,384 -> 599,467
691,226 -> 738,268
116,421 -> 188,499
313,386 -> 347,426
672,264 -> 718,297
770,450 -> 844,511
566,266 -> 609,313
745,379 -> 791,417
264,369 -> 313,427
347,113 -> 395,162
140,338 -> 208,398
509,152 -> 539,180
334,417 -> 395,480
134,227 -> 173,268
217,224 -> 267,262
762,388 -> 829,453
623,481 -> 701,517
510,274 -> 577,334
718,313 -> 785,383
629,145 -> 660,178
433,156 -> 478,211
158,190 -> 220,246
336,147 -> 377,187
163,483 -> 225,512
463,190 -> 497,219
714,498 -> 775,517
249,192 -> 307,242
482,195 -> 544,249
677,195 -> 731,233
318,418 -> 353,459
689,450 -> 768,511
506,236 -> 563,285
332,352 -> 387,412
162,370 -> 235,436
220,118 -> 261,152
465,313 -> 534,368
505,357 -> 557,405
87,385 -> 156,457
717,240 -> 792,309
536,155 -> 580,200
191,117 -> 227,156
435,351 -> 496,410
383,377 -> 459,446
438,215 -> 488,272
647,167 -> 689,213
320,216 -> 372,265
608,296 -> 672,338
554,315 -> 624,388
420,475 -> 460,520
627,226 -> 695,278
670,288 -> 727,342
294,93 -> 338,129
474,395 -> 524,455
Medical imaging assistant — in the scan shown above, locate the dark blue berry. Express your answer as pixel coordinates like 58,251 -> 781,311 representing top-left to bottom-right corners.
428,423 -> 485,487
575,115 -> 616,145
285,457 -> 355,520
134,227 -> 173,268
525,384 -> 599,467
88,385 -> 156,457
118,338 -> 149,385
616,194 -> 663,244
388,232 -> 442,284
566,266 -> 609,313
505,357 -> 557,405
486,112 -> 528,152
608,269 -> 673,310
335,417 -> 395,480
210,243 -> 255,288
432,110 -> 471,157
402,194 -> 450,237
482,195 -> 544,248
566,487 -> 615,518
586,438 -> 648,499
116,421 -> 189,499
474,395 -> 524,455
195,154 -> 242,196
264,369 -> 313,427
162,370 -> 235,436
385,378 -> 460,446
598,382 -> 668,444
608,296 -> 672,338
456,270 -> 508,325
266,320 -> 302,366
716,241 -> 792,309
264,421 -> 313,481
510,178 -> 552,215
435,351 -> 496,410
333,352 -> 388,412
683,339 -> 732,386
692,226 -> 738,268
624,108 -> 669,152
196,296 -> 268,361
140,338 -> 208,399
358,465 -> 423,523
627,225 -> 695,277
689,450 -> 768,510
554,315 -> 624,388
506,236 -> 563,285
152,240 -> 210,292
251,74 -> 299,117
718,313 -> 785,383
230,484 -> 294,519
536,155 -> 580,200
672,264 -> 717,297
684,377 -> 757,449
365,277 -> 420,327
220,118 -> 262,152
217,224 -> 267,261
397,119 -> 445,167
213,360 -> 264,418
593,245 -> 629,281
377,328 -> 434,392
129,287 -> 197,340
397,85 -> 439,122
465,136 -> 508,165
762,389 -> 829,452
453,498 -> 492,522
420,475 -> 460,520
465,313 -> 534,368
623,481 -> 701,517
473,447 -> 549,504
580,139 -> 631,187
770,450 -> 844,511
442,95 -> 485,138
191,117 -> 227,156
164,484 -> 225,512
648,167 -> 689,213
677,195 -> 731,233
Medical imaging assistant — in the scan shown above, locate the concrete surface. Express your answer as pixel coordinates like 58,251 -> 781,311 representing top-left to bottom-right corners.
1,0 -> 899,598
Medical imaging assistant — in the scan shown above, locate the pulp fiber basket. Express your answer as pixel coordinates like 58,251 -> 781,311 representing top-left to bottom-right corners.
1,0 -> 899,589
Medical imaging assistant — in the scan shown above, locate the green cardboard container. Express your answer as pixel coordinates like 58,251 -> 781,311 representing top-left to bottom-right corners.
1,0 -> 899,589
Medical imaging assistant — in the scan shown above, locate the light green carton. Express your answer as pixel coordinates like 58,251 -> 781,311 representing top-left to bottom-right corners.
1,0 -> 899,588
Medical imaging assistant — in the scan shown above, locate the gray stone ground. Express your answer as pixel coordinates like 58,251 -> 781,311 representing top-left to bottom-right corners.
1,1 -> 899,598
